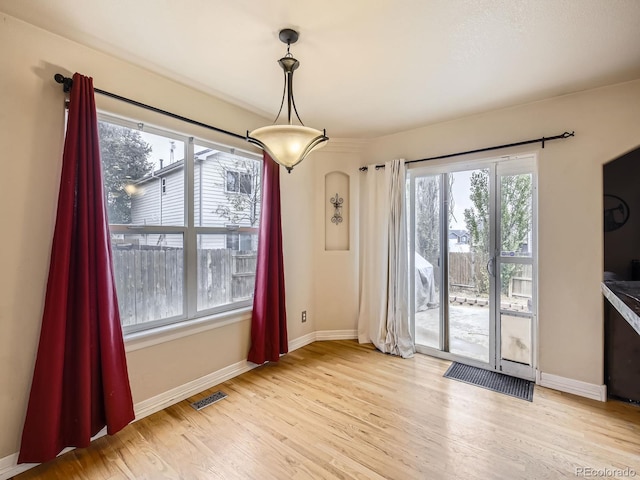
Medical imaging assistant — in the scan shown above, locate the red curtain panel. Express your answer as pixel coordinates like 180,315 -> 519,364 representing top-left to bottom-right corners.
247,153 -> 288,364
19,73 -> 134,464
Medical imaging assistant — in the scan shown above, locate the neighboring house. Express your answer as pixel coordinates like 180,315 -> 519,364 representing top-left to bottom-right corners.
448,229 -> 470,253
448,229 -> 531,255
128,148 -> 260,250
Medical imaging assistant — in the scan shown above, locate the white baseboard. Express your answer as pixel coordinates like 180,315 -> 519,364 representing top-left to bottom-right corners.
137,330 -> 357,422
0,331 -> 359,480
0,430 -> 108,480
315,329 -> 358,341
539,372 -> 607,402
134,359 -> 256,420
288,330 -> 357,352
0,362 -> 256,480
0,454 -> 30,480
288,332 -> 317,352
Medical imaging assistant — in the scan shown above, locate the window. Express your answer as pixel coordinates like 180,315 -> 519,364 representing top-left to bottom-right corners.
226,170 -> 253,194
239,173 -> 252,195
98,114 -> 261,334
226,231 -> 239,250
226,231 -> 256,251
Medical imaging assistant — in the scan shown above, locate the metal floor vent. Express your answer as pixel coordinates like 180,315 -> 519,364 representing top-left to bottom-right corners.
191,391 -> 228,411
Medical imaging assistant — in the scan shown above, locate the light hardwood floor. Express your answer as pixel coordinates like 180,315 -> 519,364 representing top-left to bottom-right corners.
14,340 -> 640,479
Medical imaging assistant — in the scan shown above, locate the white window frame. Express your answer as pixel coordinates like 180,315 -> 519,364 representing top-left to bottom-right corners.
98,112 -> 262,335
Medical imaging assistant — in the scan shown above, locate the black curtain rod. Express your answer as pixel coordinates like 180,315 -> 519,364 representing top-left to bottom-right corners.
54,74 -> 246,141
359,131 -> 575,171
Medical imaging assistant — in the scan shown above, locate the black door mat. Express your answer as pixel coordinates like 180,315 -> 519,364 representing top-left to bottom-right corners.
443,362 -> 534,401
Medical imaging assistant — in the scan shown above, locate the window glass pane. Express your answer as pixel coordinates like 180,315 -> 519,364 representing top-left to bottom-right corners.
414,175 -> 441,350
500,263 -> 532,313
111,233 -> 184,328
500,173 -> 532,257
226,171 -> 239,192
226,232 -> 239,250
239,173 -> 252,194
448,169 -> 490,363
194,146 -> 261,227
239,233 -> 255,251
99,120 -> 184,226
197,233 -> 257,311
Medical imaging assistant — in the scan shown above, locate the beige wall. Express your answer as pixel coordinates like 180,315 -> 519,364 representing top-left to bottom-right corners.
280,155 -> 317,340
312,142 -> 364,332
366,79 -> 640,385
0,13 -> 317,459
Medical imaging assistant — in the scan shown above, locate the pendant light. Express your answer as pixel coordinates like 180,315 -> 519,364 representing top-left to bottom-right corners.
247,29 -> 329,173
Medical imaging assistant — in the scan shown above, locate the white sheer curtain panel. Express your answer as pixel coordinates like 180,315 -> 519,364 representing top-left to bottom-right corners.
358,159 -> 414,358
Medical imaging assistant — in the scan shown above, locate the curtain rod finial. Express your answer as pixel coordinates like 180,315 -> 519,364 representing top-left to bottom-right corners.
54,73 -> 73,93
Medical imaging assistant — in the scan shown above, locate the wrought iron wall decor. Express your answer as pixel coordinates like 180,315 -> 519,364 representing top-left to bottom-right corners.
330,193 -> 344,224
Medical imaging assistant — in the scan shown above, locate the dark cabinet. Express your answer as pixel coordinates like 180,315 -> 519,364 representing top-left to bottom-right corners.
605,299 -> 640,402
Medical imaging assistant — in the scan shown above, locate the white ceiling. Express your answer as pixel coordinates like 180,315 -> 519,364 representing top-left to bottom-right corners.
2,0 -> 640,138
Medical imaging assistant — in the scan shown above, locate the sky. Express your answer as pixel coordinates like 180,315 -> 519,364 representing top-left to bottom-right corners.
138,130 -> 213,170
138,130 -> 183,170
449,170 -> 474,231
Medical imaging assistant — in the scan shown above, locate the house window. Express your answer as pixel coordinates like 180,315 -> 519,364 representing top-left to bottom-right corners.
226,231 -> 239,250
226,170 -> 253,194
98,114 -> 261,334
226,231 -> 255,251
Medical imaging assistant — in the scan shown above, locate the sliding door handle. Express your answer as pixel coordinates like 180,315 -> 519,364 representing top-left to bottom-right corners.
486,257 -> 495,277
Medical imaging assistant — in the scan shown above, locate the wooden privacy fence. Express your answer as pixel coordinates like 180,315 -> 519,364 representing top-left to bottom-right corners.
449,252 -> 475,287
197,249 -> 256,310
112,248 -> 256,326
447,252 -> 532,297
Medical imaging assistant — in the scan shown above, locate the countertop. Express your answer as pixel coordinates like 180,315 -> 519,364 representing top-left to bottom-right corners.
602,281 -> 640,336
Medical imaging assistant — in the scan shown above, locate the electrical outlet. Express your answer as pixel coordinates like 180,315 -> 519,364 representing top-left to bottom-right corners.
301,310 -> 307,323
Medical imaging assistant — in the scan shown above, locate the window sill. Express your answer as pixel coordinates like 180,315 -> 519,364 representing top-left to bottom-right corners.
124,307 -> 252,353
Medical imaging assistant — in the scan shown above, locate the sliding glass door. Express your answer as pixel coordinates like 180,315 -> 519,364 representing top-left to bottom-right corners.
410,156 -> 536,380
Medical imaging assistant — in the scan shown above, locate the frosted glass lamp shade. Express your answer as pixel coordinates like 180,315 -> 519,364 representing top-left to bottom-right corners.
248,124 -> 328,172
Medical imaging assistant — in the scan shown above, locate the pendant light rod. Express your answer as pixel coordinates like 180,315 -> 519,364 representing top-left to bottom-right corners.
285,60 -> 295,124
276,29 -> 302,126
279,28 -> 301,126
246,29 -> 329,173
